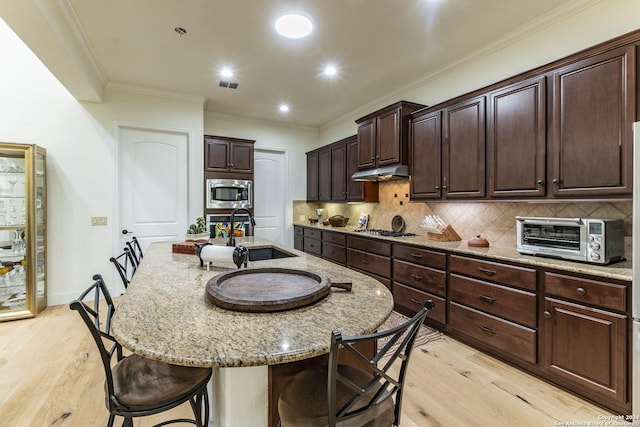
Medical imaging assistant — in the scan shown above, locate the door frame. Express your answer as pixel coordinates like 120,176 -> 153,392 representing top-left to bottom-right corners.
113,121 -> 197,281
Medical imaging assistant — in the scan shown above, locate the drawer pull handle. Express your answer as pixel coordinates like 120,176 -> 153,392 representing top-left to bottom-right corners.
479,325 -> 496,335
410,253 -> 423,259
576,287 -> 586,296
479,295 -> 496,304
478,267 -> 496,276
410,273 -> 422,281
361,259 -> 370,265
410,298 -> 423,305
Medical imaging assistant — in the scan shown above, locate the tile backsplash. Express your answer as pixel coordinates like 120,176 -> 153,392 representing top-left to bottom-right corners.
294,180 -> 632,258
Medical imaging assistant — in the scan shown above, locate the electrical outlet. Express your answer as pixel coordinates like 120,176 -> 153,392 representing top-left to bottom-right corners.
91,216 -> 108,226
299,215 -> 305,221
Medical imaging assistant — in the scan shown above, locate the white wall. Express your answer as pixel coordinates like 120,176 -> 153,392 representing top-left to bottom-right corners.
0,19 -> 205,305
319,0 -> 640,143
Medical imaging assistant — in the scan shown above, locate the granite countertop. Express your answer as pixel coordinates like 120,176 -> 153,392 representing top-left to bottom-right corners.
111,237 -> 394,368
294,222 -> 632,282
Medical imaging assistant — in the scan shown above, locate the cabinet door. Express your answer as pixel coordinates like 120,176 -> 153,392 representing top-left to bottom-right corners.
443,96 -> 486,198
376,108 -> 401,166
306,151 -> 319,201
347,137 -> 364,201
356,118 -> 376,169
205,138 -> 230,172
410,111 -> 442,199
550,46 -> 634,197
229,141 -> 254,174
543,297 -> 627,405
488,76 -> 546,197
317,148 -> 332,202
331,142 -> 347,201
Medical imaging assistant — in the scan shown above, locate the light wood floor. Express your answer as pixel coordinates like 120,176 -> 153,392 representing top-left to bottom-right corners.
0,304 -> 621,427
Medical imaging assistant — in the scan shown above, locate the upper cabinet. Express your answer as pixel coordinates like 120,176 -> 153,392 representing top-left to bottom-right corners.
204,135 -> 254,176
410,95 -> 486,200
307,136 -> 379,203
487,76 -> 547,198
355,101 -> 425,170
443,96 -> 486,199
549,46 -> 634,197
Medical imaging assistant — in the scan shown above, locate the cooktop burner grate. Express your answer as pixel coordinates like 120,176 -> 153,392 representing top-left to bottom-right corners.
353,229 -> 417,237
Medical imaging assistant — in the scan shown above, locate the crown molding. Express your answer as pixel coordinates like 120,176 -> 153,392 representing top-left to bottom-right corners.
106,82 -> 206,105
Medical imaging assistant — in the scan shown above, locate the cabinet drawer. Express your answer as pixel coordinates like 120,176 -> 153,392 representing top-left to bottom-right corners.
544,272 -> 627,312
347,236 -> 391,256
393,244 -> 446,269
393,260 -> 446,297
304,228 -> 322,239
294,226 -> 304,236
450,274 -> 536,328
393,282 -> 446,325
347,248 -> 391,278
303,238 -> 321,256
450,302 -> 537,364
322,242 -> 346,265
323,231 -> 346,245
449,255 -> 536,291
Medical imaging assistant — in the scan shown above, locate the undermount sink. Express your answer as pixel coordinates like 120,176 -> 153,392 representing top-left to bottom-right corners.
248,246 -> 297,261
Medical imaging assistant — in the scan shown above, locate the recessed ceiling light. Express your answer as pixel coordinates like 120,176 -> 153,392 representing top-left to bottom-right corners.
274,13 -> 313,39
220,67 -> 234,78
279,104 -> 290,113
323,65 -> 338,77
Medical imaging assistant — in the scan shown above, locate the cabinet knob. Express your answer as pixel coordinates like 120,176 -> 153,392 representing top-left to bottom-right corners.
434,185 -> 439,190
576,287 -> 586,296
442,185 -> 447,190
371,156 -> 374,160
552,178 -> 559,184
544,311 -> 551,319
375,156 -> 379,159
228,163 -> 234,167
536,179 -> 544,186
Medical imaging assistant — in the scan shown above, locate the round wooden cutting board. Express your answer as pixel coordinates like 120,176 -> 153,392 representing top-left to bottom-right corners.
205,267 -> 331,312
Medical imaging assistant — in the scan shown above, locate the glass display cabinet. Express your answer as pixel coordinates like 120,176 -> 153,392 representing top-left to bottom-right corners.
0,143 -> 46,321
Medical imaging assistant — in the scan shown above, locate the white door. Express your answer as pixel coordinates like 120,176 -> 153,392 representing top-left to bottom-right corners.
254,149 -> 286,245
118,126 -> 189,254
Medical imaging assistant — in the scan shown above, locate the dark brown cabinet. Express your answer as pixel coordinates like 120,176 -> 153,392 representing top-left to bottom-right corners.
293,226 -> 303,251
317,147 -> 332,202
443,95 -> 486,198
392,244 -> 446,326
448,255 -> 537,365
355,101 -> 425,170
549,46 -> 634,197
347,136 -> 379,202
409,95 -> 485,200
321,230 -> 346,265
487,76 -> 547,197
306,151 -> 319,201
204,135 -> 254,175
542,272 -> 629,411
347,236 -> 392,289
331,141 -> 347,202
409,111 -> 442,199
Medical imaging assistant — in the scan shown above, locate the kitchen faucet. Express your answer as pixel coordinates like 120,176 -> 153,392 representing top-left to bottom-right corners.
226,208 -> 256,247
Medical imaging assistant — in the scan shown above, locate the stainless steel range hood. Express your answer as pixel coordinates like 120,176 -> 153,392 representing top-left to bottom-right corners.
351,164 -> 409,182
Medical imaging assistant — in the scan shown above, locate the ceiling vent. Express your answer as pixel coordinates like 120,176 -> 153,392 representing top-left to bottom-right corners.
219,81 -> 239,89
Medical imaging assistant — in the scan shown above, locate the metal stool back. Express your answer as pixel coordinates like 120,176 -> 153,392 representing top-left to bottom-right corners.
110,247 -> 136,289
69,274 -> 211,427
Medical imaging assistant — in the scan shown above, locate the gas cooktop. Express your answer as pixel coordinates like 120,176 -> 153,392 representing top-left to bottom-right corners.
353,229 -> 417,237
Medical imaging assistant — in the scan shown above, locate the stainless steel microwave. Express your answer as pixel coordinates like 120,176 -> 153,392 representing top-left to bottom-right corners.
516,216 -> 624,265
206,179 -> 252,209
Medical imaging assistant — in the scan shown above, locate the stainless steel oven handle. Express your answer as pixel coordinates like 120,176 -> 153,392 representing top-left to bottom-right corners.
516,216 -> 583,225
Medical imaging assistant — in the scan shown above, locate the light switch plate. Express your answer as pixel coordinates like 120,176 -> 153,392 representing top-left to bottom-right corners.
91,216 -> 108,226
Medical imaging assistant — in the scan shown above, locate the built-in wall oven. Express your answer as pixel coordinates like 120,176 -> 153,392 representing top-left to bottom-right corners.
206,179 -> 252,210
516,216 -> 624,265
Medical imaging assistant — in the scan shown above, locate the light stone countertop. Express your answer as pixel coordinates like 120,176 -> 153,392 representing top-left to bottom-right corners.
295,222 -> 632,282
110,237 -> 394,368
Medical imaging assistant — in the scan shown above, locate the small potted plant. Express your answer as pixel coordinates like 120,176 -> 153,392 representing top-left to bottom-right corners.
185,216 -> 209,241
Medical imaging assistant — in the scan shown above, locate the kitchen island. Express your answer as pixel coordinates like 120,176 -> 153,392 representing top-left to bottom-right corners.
111,237 -> 394,427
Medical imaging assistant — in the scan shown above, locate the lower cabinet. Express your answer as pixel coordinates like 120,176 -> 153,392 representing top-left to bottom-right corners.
321,230 -> 346,265
392,244 -> 447,327
542,272 -> 629,412
302,228 -> 321,256
293,226 -> 303,251
347,236 -> 392,290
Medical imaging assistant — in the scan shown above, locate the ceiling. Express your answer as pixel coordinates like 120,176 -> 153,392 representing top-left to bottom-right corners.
1,0 -> 585,129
